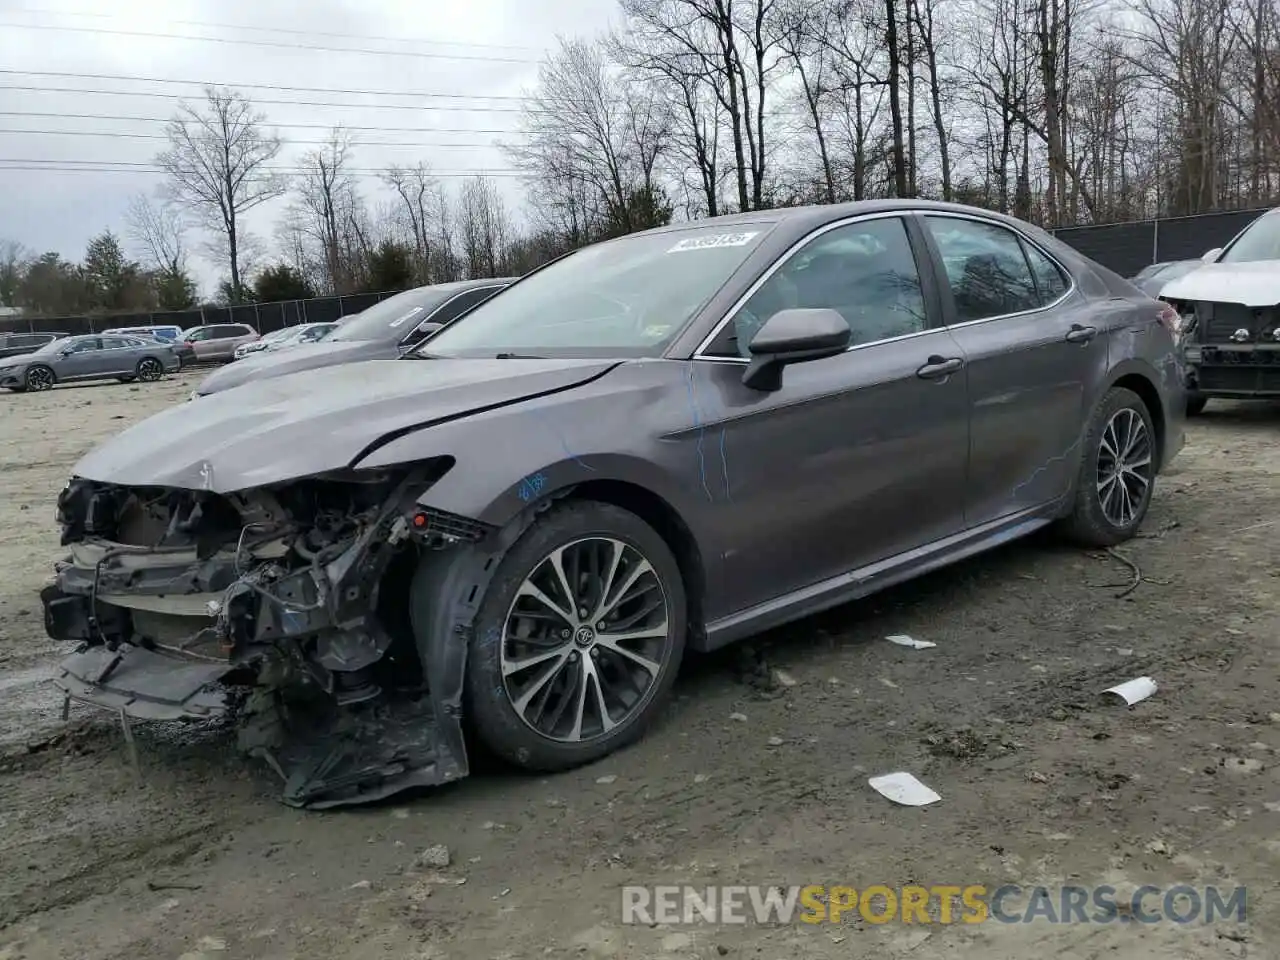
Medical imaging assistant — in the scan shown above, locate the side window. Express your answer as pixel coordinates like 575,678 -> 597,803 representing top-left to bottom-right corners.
1022,241 -> 1070,303
924,216 -> 1040,323
186,328 -> 210,342
710,217 -> 927,358
70,338 -> 101,353
101,337 -> 128,350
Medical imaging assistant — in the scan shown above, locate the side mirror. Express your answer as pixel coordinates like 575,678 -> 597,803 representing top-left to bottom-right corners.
1201,247 -> 1222,263
398,322 -> 445,354
742,308 -> 851,392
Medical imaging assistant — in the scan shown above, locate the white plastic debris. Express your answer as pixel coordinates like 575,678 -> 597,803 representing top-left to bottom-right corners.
886,634 -> 936,650
1102,677 -> 1158,706
868,772 -> 941,807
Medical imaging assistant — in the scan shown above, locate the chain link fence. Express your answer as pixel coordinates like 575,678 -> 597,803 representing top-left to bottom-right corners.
1050,207 -> 1270,277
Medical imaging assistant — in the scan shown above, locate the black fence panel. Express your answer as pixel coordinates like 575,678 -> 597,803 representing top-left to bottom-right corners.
0,290 -> 398,336
1052,207 -> 1270,277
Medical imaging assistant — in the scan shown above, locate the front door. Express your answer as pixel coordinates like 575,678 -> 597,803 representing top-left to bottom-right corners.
916,213 -> 1111,526
58,337 -> 106,379
695,214 -> 971,613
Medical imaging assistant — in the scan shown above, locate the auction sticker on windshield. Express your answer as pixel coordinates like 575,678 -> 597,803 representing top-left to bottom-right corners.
389,307 -> 426,328
668,231 -> 760,253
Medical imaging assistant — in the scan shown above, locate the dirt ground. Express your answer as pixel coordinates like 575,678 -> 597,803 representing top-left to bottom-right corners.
1,374 -> 1278,960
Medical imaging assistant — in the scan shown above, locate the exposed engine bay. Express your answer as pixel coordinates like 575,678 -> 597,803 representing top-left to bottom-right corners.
1168,296 -> 1280,396
42,462 -> 508,809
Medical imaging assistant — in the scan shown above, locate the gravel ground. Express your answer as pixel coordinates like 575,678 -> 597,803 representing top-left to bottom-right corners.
0,374 -> 1278,960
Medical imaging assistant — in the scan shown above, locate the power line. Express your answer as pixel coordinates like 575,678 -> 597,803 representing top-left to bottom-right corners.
0,128 -> 502,148
0,158 -> 520,172
6,5 -> 542,52
0,161 -> 525,178
0,69 -> 540,103
0,21 -> 541,63
0,111 -> 514,135
0,84 -> 534,114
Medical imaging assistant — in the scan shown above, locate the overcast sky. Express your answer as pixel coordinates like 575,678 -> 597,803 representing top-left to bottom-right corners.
0,0 -> 616,295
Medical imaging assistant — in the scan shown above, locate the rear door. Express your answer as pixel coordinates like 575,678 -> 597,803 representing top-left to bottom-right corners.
695,213 -> 971,607
915,212 -> 1111,526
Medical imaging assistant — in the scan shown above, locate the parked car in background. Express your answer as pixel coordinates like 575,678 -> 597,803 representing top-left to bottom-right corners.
1161,206 -> 1280,415
180,323 -> 260,363
232,322 -> 338,360
193,279 -> 511,397
103,325 -> 184,343
0,333 -> 179,391
1130,260 -> 1203,297
0,331 -> 66,360
233,326 -> 297,360
43,200 -> 1184,808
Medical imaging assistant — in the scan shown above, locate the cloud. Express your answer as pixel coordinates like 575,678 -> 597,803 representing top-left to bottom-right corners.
0,0 -> 616,296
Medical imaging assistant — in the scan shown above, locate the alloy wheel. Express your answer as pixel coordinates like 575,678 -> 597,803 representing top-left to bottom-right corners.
138,359 -> 162,382
501,536 -> 672,743
1096,407 -> 1152,527
26,367 -> 53,391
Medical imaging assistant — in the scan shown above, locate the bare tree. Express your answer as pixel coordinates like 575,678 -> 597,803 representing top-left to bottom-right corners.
0,240 -> 30,308
124,194 -> 188,275
289,128 -> 364,294
458,177 -> 512,278
156,86 -> 288,302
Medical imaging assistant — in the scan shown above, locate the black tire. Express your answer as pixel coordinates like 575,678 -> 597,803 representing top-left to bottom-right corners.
136,357 -> 163,382
1186,393 -> 1208,416
24,365 -> 54,392
1060,387 -> 1157,547
439,500 -> 688,772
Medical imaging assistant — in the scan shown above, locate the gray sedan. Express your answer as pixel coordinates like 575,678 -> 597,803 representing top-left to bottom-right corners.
0,333 -> 180,392
42,199 -> 1184,809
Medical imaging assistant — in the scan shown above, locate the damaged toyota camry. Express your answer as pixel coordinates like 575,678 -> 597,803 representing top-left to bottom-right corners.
41,200 -> 1185,809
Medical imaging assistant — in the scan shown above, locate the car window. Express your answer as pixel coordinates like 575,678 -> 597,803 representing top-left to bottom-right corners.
185,327 -> 210,341
1022,242 -> 1070,303
1220,211 -> 1280,263
708,217 -> 927,358
924,216 -> 1041,323
68,338 -> 101,353
14,334 -> 47,348
101,337 -> 130,349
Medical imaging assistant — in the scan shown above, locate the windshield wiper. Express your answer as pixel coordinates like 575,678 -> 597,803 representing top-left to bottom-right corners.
495,352 -> 544,359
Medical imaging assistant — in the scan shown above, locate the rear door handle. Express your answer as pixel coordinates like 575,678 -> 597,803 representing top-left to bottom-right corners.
916,356 -> 964,380
1066,324 -> 1097,344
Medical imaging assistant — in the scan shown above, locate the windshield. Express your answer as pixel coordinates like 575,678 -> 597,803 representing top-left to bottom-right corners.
328,288 -> 447,343
420,224 -> 774,359
1220,212 -> 1280,263
30,337 -> 71,356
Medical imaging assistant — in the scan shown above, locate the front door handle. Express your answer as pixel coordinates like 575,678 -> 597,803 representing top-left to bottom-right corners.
1066,324 -> 1097,344
916,355 -> 964,380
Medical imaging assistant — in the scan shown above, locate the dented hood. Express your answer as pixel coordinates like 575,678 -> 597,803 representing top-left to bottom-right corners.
1161,260 -> 1280,307
196,339 -> 392,396
74,357 -> 619,492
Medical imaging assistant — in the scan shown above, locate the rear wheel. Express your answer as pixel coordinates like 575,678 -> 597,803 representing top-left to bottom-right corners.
136,357 -> 163,382
434,501 -> 688,771
24,365 -> 54,391
1060,387 -> 1156,547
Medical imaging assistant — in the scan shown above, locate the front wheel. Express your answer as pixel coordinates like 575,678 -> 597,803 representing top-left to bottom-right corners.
136,357 -> 163,382
437,501 -> 688,771
1060,387 -> 1157,547
24,365 -> 54,391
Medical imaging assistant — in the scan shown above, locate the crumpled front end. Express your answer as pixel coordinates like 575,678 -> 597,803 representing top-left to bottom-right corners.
42,460 -> 493,809
1168,296 -> 1280,397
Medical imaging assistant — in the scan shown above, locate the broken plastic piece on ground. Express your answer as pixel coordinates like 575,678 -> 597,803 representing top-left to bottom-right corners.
886,634 -> 936,649
1102,676 -> 1158,706
868,771 -> 941,806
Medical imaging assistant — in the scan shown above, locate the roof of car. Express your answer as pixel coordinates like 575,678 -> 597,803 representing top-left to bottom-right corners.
627,199 -> 1053,240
